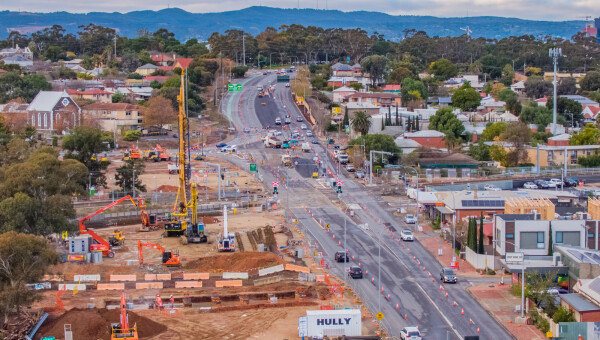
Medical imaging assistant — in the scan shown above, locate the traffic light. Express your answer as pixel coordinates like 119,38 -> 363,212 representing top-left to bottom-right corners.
273,186 -> 278,195
337,185 -> 342,193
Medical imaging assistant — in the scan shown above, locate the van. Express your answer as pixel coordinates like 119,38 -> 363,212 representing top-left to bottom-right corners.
257,85 -> 263,91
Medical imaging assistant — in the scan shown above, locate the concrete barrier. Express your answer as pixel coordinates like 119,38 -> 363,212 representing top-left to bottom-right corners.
157,273 -> 171,280
136,282 -> 163,289
110,274 -> 137,282
285,264 -> 310,273
316,275 -> 325,282
222,272 -> 249,279
175,281 -> 202,288
258,264 -> 284,276
254,276 -> 282,286
144,274 -> 157,281
183,272 -> 209,280
215,280 -> 243,287
97,283 -> 125,290
57,284 -> 86,291
74,274 -> 100,282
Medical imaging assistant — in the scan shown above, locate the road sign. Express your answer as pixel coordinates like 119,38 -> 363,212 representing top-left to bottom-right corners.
336,180 -> 343,186
236,84 -> 243,91
505,252 -> 524,263
250,163 -> 257,172
375,312 -> 385,320
272,181 -> 279,187
331,107 -> 342,114
228,84 -> 234,91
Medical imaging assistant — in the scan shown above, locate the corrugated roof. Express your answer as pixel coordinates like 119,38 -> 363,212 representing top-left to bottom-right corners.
82,103 -> 140,111
137,63 -> 159,69
560,293 -> 600,312
27,91 -> 72,112
404,130 -> 445,138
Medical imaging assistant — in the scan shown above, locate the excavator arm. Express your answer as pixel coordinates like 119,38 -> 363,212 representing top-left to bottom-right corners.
137,240 -> 180,267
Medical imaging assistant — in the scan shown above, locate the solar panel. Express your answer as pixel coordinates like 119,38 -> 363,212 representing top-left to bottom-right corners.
590,278 -> 600,294
569,249 -> 594,263
462,200 -> 471,207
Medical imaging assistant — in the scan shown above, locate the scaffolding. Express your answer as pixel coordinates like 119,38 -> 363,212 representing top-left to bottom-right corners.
504,198 -> 555,220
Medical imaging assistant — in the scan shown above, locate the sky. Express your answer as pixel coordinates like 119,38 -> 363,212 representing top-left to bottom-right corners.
3,0 -> 600,21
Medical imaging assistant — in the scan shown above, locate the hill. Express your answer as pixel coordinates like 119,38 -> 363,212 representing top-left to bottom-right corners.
0,6 -> 585,41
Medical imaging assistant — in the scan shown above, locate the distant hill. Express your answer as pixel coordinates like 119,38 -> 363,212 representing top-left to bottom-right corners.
0,6 -> 586,41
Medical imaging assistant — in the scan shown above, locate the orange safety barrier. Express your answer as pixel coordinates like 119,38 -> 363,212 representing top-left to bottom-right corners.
157,274 -> 172,280
97,283 -> 125,290
175,281 -> 202,288
215,280 -> 243,287
285,264 -> 310,273
144,274 -> 157,281
183,272 -> 209,280
136,282 -> 163,289
110,274 -> 137,282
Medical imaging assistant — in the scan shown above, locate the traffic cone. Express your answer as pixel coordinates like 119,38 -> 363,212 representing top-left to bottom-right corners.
366,269 -> 369,275
432,278 -> 435,282
423,267 -> 426,271
453,300 -> 457,306
469,318 -> 473,325
332,234 -> 335,239
358,262 -> 361,267
439,284 -> 443,291
413,256 -> 416,261
381,286 -> 384,293
408,248 -> 411,254
352,255 -> 355,260
477,326 -> 480,334
417,260 -> 421,266
461,308 -> 464,315
396,303 -> 399,309
387,294 -> 391,300
404,313 -> 408,320
338,240 -> 341,246
372,277 -> 375,283
445,291 -> 448,298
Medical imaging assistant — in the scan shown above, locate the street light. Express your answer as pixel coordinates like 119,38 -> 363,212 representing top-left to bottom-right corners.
402,166 -> 420,231
494,239 -> 526,318
269,52 -> 277,68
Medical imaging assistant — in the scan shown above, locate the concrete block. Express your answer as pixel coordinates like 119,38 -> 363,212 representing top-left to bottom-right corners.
57,284 -> 86,291
97,283 -> 125,290
222,272 -> 249,279
183,272 -> 209,280
215,280 -> 243,287
175,281 -> 202,288
110,274 -> 136,282
74,274 -> 101,282
258,264 -> 284,276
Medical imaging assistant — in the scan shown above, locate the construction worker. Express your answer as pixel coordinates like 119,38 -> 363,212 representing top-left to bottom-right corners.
155,294 -> 164,310
170,295 -> 175,309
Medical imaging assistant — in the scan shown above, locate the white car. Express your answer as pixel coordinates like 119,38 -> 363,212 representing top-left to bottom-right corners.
285,83 -> 290,87
549,178 -> 563,187
400,229 -> 414,241
243,127 -> 251,133
296,116 -> 303,122
484,184 -> 501,191
400,326 -> 421,339
523,182 -> 538,189
300,124 -> 307,130
221,145 -> 236,152
405,214 -> 416,224
275,117 -> 282,125
306,131 -> 313,137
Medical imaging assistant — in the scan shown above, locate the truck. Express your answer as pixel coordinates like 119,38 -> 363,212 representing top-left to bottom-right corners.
167,163 -> 180,174
277,74 -> 290,82
281,154 -> 292,167
264,136 -> 282,148
337,153 -> 349,164
301,142 -> 311,153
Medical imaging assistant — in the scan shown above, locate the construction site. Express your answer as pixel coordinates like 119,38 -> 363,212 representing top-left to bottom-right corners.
18,73 -> 372,340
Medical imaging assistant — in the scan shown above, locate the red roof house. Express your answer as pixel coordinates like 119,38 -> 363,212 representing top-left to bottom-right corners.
174,58 -> 194,70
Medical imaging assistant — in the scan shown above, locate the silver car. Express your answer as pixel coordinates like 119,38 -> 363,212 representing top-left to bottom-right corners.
405,214 -> 416,224
400,229 -> 414,241
440,267 -> 457,283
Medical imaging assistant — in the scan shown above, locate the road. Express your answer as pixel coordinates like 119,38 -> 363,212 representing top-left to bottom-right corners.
217,70 -> 513,339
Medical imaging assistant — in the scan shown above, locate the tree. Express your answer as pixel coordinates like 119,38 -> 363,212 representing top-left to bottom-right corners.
499,122 -> 532,166
451,83 -> 481,111
581,71 -> 600,92
77,24 -> 116,55
552,306 -> 575,323
570,124 -> 600,145
231,66 -> 248,78
123,130 -> 141,141
520,103 -> 555,130
481,122 -> 507,142
343,106 -> 349,126
401,78 -> 427,103
557,77 -> 577,95
546,97 -> 583,128
524,76 -> 553,99
478,212 -> 484,254
114,159 -> 146,195
387,66 -> 413,85
0,232 -> 59,325
62,127 -> 111,187
469,142 -> 491,161
467,218 -> 474,250
430,58 -> 458,81
351,111 -> 372,136
348,134 -> 400,164
429,107 -> 465,140
360,54 -> 388,86
500,64 -> 515,86
490,83 -> 506,98
112,93 -> 127,103
525,67 -> 543,77
142,95 -> 177,133
548,223 -> 553,256
0,72 -> 52,103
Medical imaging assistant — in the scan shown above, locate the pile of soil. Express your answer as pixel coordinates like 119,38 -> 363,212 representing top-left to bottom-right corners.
184,251 -> 285,272
35,308 -> 167,340
47,263 -> 135,279
155,185 -> 178,192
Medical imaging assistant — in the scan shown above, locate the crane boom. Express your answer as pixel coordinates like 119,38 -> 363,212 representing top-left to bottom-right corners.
174,70 -> 188,215
78,195 -> 137,232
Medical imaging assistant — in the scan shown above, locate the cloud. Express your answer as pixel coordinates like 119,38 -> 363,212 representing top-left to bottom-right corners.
3,0 -> 599,20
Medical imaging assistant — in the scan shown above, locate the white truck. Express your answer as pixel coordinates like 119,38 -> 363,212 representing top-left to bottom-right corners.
301,142 -> 311,153
337,153 -> 349,164
281,154 -> 292,167
264,136 -> 282,148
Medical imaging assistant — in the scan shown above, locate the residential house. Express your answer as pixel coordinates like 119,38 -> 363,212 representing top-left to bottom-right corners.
510,80 -> 525,94
82,103 -> 143,131
582,106 -> 600,123
26,91 -> 81,133
444,74 -> 484,91
65,64 -> 86,73
560,293 -> 600,322
547,134 -> 571,146
1,54 -> 33,68
394,137 -> 421,154
332,86 -> 357,103
0,102 -> 29,131
463,124 -> 486,143
135,63 -> 159,76
66,89 -> 113,103
488,112 -> 518,122
344,102 -> 380,117
115,87 -> 154,101
347,92 -> 401,108
561,95 -> 599,108
382,85 -> 401,94
536,97 -> 548,106
478,96 -> 506,114
331,63 -> 355,76
150,52 -> 175,66
328,76 -> 360,88
403,130 -> 445,149
0,44 -> 33,59
174,58 -> 194,70
525,145 -> 600,166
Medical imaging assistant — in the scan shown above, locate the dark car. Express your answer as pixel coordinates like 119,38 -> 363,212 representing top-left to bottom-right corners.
440,267 -> 457,283
349,265 -> 363,279
194,154 -> 205,161
216,142 -> 227,148
335,250 -> 349,263
534,179 -> 550,189
564,179 -> 577,187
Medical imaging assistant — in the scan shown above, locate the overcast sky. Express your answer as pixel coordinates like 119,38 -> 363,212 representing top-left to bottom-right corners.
4,0 -> 599,21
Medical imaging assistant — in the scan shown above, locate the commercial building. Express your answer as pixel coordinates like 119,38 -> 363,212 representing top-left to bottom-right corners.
82,103 -> 143,131
347,92 -> 401,108
525,145 -> 600,167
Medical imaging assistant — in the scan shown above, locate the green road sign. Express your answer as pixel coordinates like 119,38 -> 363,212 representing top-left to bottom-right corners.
250,163 -> 257,172
228,84 -> 234,91
236,84 -> 243,91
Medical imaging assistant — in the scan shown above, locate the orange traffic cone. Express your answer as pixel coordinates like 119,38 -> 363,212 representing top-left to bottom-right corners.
461,308 -> 464,315
404,313 -> 408,320
445,291 -> 449,298
477,326 -> 480,334
396,303 -> 399,310
469,318 -> 473,325
381,286 -> 384,293
439,284 -> 443,291
338,240 -> 341,246
453,300 -> 457,306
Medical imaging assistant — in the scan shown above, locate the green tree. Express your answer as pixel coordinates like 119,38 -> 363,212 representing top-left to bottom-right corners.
123,130 -> 141,141
524,76 -> 553,99
114,159 -> 146,195
231,66 -> 249,78
0,72 -> 52,103
400,78 -> 427,103
360,54 -> 389,86
570,124 -> 600,145
451,83 -> 481,111
469,142 -> 491,161
430,58 -> 458,81
343,106 -> 349,127
351,111 -> 372,136
77,24 -> 116,55
112,92 -> 127,103
500,64 -> 515,86
429,107 -> 465,140
348,134 -> 400,164
552,306 -> 575,323
481,122 -> 507,142
546,97 -> 583,128
557,77 -> 577,95
548,223 -> 553,256
62,127 -> 111,187
478,212 -> 484,254
520,103 -> 556,130
0,232 -> 59,325
581,71 -> 600,92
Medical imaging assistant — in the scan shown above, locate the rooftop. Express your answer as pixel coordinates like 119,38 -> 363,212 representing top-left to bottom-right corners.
82,103 -> 141,111
348,92 -> 400,99
27,91 -> 74,112
548,133 -> 571,141
137,63 -> 159,70
560,293 -> 600,312
332,86 -> 356,93
561,95 -> 599,107
404,130 -> 445,138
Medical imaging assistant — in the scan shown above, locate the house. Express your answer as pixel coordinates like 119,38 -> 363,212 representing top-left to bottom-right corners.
463,124 -> 486,143
66,89 -> 113,103
344,102 -> 380,117
150,52 -> 175,66
82,103 -> 143,131
525,144 -> 600,167
173,58 -> 194,70
536,97 -> 548,106
328,76 -> 360,88
331,63 -> 355,76
582,106 -> 600,123
0,44 -> 33,60
347,92 -> 401,108
547,134 -> 571,146
65,64 -> 86,73
26,91 -> 81,133
382,85 -> 401,94
444,74 -> 484,91
561,95 -> 599,108
115,87 -> 154,101
394,137 -> 421,154
404,130 -> 445,149
332,86 -> 357,103
510,80 -> 526,94
135,63 -> 159,76
559,293 -> 600,322
0,102 -> 29,131
1,54 -> 33,68
478,96 -> 506,114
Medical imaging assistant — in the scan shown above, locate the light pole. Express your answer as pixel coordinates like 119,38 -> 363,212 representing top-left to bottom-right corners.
549,47 -> 562,135
402,166 -> 420,231
495,240 -> 525,318
369,150 -> 393,185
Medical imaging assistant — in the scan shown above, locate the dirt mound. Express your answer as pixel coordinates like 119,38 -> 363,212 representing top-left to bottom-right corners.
35,308 -> 166,340
184,251 -> 285,272
156,185 -> 178,192
47,263 -> 136,279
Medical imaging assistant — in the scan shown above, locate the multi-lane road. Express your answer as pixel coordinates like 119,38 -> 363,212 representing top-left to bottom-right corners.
217,70 -> 514,339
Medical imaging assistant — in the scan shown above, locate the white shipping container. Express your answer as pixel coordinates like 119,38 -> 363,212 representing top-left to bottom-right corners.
304,309 -> 361,338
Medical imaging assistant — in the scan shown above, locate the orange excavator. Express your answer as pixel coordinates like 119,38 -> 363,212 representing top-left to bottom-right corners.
111,291 -> 138,340
156,144 -> 171,161
137,240 -> 181,267
130,145 -> 142,159
78,195 -> 142,258
137,198 -> 161,232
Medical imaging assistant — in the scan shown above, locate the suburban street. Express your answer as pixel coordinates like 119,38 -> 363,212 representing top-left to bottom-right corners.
215,70 -> 514,339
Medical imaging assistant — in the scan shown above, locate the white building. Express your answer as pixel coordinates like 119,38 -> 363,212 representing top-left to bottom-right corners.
332,86 -> 356,103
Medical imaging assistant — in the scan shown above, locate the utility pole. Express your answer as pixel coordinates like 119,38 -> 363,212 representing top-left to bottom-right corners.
369,150 -> 393,185
132,169 -> 136,198
242,35 -> 246,67
549,47 -> 562,135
